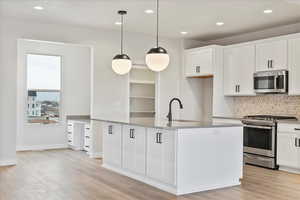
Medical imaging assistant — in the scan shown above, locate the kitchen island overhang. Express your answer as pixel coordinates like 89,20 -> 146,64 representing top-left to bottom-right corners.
94,118 -> 243,195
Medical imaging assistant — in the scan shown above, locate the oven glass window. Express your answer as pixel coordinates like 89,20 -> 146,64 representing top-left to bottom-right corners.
244,127 -> 272,150
254,76 -> 275,89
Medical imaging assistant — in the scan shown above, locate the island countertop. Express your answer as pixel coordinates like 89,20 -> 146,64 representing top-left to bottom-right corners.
91,117 -> 242,130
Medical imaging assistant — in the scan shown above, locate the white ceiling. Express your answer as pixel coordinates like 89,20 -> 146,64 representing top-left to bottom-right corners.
1,0 -> 300,40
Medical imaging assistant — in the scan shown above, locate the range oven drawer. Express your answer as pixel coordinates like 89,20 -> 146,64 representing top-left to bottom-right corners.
244,153 -> 276,169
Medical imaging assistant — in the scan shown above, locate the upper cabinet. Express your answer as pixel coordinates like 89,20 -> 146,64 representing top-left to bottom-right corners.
184,46 -> 217,77
223,44 -> 256,96
256,40 -> 288,72
288,38 -> 300,95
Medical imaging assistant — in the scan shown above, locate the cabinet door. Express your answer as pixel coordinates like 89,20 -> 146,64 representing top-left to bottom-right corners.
277,132 -> 299,168
223,45 -> 255,96
185,48 -> 213,77
238,45 -> 256,95
146,128 -> 175,185
256,40 -> 287,71
223,47 -> 240,95
288,38 -> 300,95
103,123 -> 122,167
122,126 -> 146,175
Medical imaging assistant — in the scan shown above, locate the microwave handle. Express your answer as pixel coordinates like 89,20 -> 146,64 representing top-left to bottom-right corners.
274,75 -> 278,90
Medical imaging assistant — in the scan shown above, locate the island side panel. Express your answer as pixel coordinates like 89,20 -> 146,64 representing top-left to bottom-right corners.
176,126 -> 243,195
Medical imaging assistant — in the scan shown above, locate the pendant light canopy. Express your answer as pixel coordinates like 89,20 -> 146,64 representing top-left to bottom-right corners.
146,0 -> 170,72
112,10 -> 132,75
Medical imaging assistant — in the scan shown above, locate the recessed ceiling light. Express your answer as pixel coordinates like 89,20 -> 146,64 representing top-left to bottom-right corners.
33,6 -> 44,10
145,9 -> 154,14
216,22 -> 224,26
264,9 -> 273,14
115,21 -> 122,25
180,31 -> 188,35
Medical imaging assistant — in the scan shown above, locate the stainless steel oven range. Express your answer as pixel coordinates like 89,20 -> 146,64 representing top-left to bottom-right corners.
242,115 -> 297,169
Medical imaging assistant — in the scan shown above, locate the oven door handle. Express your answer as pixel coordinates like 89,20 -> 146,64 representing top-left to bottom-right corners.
243,125 -> 273,130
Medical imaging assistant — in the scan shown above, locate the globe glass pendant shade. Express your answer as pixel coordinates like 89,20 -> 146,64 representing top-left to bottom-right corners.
112,54 -> 132,75
146,47 -> 170,72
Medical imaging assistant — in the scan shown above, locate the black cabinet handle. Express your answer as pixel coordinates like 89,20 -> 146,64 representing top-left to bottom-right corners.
156,132 -> 162,144
235,85 -> 237,93
267,60 -> 270,68
85,146 -> 90,148
129,129 -> 135,139
68,140 -> 72,143
196,66 -> 200,73
85,128 -> 90,130
108,125 -> 113,134
295,128 -> 300,131
85,136 -> 90,139
270,60 -> 273,68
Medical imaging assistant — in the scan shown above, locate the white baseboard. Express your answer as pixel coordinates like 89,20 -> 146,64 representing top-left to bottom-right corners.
279,166 -> 300,174
89,152 -> 102,159
16,144 -> 68,151
0,159 -> 17,167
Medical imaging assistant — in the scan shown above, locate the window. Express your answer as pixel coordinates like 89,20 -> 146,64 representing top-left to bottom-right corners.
26,54 -> 61,124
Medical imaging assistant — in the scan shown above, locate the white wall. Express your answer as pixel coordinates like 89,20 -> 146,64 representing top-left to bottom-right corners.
0,17 -> 182,164
16,40 -> 91,150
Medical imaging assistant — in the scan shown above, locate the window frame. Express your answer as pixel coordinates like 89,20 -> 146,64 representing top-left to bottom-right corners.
25,53 -> 63,125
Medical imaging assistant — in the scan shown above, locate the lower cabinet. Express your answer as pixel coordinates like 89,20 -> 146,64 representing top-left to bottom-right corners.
147,128 -> 176,185
102,123 -> 176,186
103,123 -> 122,167
122,125 -> 146,175
277,123 -> 300,172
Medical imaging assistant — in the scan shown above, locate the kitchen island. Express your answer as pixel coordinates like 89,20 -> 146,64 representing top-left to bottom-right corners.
93,118 -> 243,195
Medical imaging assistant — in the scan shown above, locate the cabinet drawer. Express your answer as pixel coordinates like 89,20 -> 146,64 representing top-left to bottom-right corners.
278,123 -> 300,133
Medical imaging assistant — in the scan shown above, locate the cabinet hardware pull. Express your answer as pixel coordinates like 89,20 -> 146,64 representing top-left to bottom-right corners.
295,138 -> 298,147
295,128 -> 300,131
85,136 -> 90,139
270,60 -> 273,68
85,146 -> 89,148
156,132 -> 160,143
85,128 -> 90,130
108,125 -> 113,134
68,140 -> 72,143
157,132 -> 162,144
196,66 -> 200,73
267,60 -> 269,68
235,85 -> 237,93
129,129 -> 135,139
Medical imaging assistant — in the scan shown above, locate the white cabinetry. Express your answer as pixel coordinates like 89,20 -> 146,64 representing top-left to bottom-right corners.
288,38 -> 300,95
184,46 -> 215,77
146,128 -> 176,185
122,125 -> 146,175
67,121 -> 84,150
103,123 -> 122,167
256,40 -> 288,72
84,123 -> 91,152
223,45 -> 255,96
277,123 -> 300,173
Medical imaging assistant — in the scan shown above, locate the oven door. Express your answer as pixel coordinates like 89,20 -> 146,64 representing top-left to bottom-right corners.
243,124 -> 275,157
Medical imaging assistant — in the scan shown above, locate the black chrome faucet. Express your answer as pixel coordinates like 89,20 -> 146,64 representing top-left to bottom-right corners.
167,98 -> 183,122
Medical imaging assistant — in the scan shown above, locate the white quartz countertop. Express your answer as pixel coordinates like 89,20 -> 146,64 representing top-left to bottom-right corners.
91,117 -> 242,130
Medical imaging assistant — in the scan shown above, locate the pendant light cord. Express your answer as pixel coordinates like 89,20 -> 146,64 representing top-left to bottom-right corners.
156,0 -> 159,48
121,14 -> 124,54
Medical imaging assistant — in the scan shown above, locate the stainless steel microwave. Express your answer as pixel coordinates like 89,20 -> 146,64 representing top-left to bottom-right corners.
254,70 -> 288,94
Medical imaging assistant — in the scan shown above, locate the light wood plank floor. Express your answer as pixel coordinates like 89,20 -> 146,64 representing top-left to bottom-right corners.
1,149 -> 300,200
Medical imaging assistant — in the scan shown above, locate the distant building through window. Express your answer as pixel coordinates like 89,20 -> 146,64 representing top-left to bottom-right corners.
26,54 -> 61,124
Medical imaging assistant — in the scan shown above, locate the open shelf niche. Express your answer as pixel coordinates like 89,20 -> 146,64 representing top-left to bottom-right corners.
129,63 -> 157,119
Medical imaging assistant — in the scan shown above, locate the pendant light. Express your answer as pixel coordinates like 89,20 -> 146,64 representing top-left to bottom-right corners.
112,10 -> 132,75
146,0 -> 170,72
